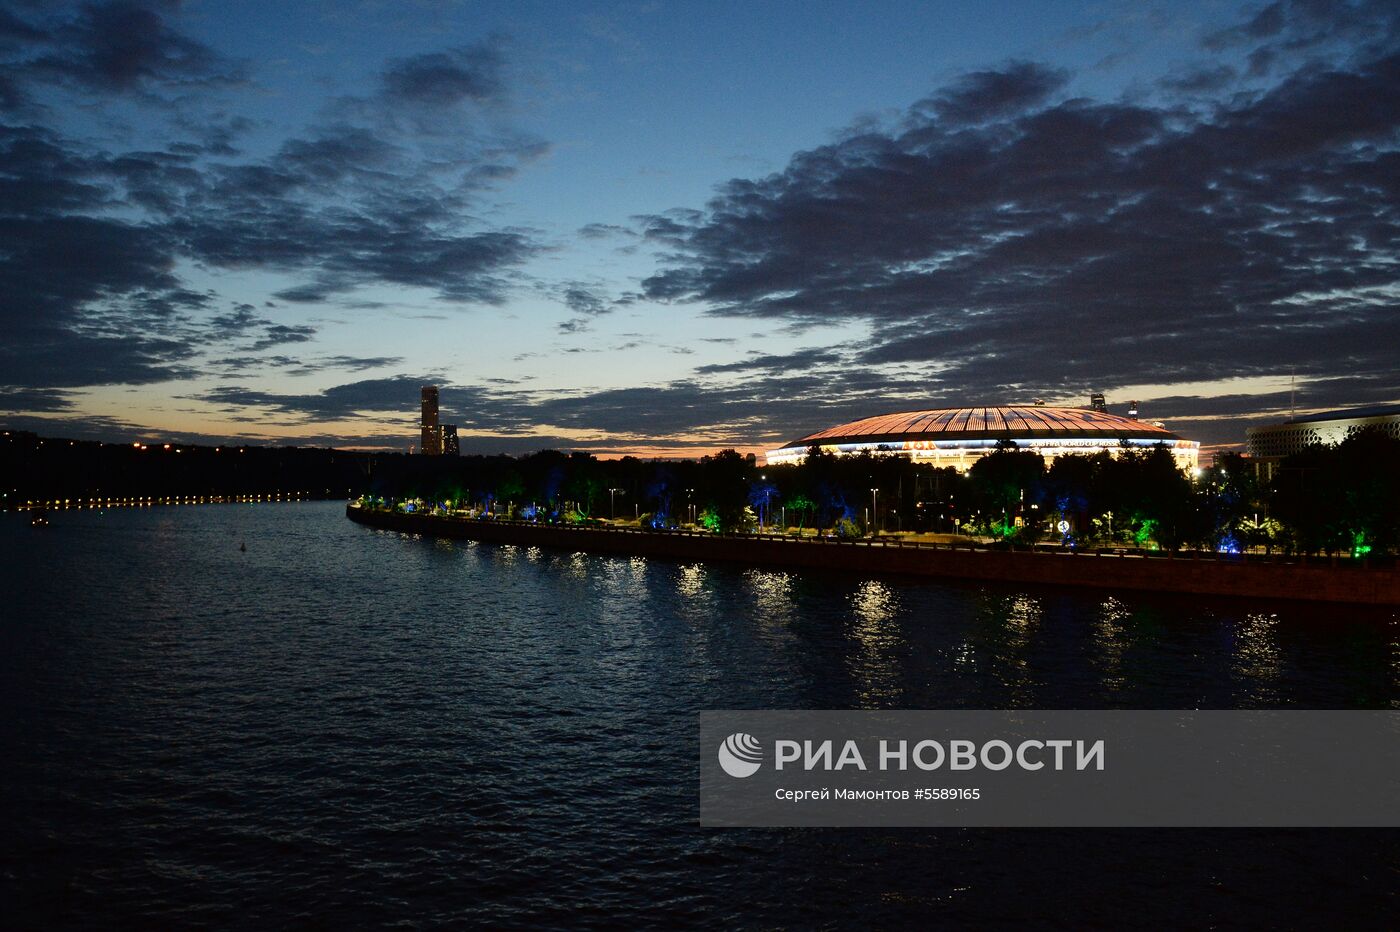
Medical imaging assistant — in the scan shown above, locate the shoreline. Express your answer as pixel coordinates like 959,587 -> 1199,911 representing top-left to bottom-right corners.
346,504 -> 1400,607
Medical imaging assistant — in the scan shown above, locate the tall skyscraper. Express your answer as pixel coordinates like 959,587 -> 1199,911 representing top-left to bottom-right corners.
1090,392 -> 1107,413
420,386 -> 442,455
441,424 -> 460,456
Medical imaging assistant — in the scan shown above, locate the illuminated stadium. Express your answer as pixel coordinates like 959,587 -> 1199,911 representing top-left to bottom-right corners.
765,405 -> 1200,472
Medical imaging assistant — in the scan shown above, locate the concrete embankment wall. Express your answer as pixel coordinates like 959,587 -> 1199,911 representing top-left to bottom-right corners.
346,505 -> 1400,606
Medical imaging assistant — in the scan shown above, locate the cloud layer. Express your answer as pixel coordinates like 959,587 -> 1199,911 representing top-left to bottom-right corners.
2,1 -> 1396,454
638,3 -> 1400,438
0,3 -> 544,397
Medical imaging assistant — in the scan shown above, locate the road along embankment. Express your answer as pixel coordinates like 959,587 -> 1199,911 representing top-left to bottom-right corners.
346,505 -> 1400,606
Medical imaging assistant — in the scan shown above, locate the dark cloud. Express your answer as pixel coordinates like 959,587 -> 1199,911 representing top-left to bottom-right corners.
24,1 -> 245,94
0,387 -> 75,413
191,376 -> 602,448
562,285 -> 608,316
515,366 -> 922,447
551,283 -> 614,332
319,355 -> 403,372
1200,1 -> 1400,79
207,354 -> 300,374
1203,2 -> 1288,51
912,61 -> 1069,126
207,354 -> 403,377
0,7 -> 47,43
0,127 -> 208,387
694,348 -> 843,374
1,331 -> 202,388
183,120 -> 542,304
380,41 -> 505,107
198,375 -> 452,422
639,33 -> 1400,427
201,304 -> 317,354
0,411 -> 158,443
206,304 -> 264,339
0,73 -> 25,110
577,222 -> 638,239
186,367 -> 887,452
248,324 -> 316,351
1159,64 -> 1239,94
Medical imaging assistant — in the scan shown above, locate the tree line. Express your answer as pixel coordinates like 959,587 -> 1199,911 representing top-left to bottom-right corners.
365,428 -> 1400,557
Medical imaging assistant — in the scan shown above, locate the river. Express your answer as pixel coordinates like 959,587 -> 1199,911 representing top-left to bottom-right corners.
3,501 -> 1396,927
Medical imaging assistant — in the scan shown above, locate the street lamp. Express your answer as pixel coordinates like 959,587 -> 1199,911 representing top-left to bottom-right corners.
608,487 -> 621,519
870,488 -> 879,534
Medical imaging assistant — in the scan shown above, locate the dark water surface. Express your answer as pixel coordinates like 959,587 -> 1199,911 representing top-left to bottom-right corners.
3,502 -> 1397,928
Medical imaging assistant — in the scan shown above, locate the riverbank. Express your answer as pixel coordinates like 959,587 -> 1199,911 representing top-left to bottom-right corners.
346,504 -> 1400,606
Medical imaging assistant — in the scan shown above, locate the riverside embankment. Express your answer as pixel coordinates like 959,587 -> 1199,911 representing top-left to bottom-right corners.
346,504 -> 1400,606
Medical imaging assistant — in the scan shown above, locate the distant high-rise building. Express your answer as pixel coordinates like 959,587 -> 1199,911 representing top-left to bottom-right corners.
441,424 -> 460,456
1089,392 -> 1107,413
420,386 -> 442,455
1127,400 -> 1139,419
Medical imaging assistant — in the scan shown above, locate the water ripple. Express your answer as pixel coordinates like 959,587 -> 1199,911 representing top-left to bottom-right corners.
2,503 -> 1396,927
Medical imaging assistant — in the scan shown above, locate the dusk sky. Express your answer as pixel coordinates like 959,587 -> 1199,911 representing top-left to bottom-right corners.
2,0 -> 1397,456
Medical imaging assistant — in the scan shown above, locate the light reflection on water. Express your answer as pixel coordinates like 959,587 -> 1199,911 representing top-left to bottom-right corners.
847,581 -> 905,705
851,579 -> 900,626
1094,596 -> 1133,692
676,563 -> 705,600
2,502 -> 1397,928
743,567 -> 798,624
1234,612 -> 1283,702
947,592 -> 1046,703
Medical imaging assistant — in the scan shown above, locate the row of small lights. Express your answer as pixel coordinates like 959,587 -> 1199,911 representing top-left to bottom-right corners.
13,438 -> 284,509
20,492 -> 311,510
129,442 -> 247,453
2,434 -> 251,454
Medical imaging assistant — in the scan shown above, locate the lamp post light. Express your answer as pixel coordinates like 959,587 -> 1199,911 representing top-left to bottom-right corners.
870,488 -> 879,534
608,488 -> 621,519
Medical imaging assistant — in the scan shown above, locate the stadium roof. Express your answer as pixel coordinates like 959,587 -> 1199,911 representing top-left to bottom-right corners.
784,405 -> 1180,447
